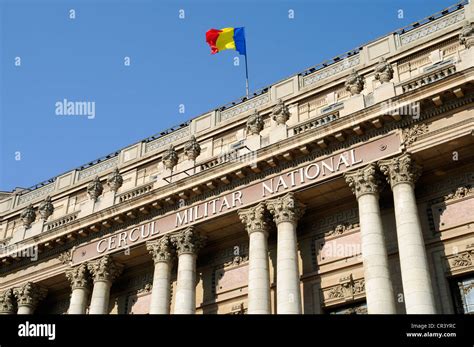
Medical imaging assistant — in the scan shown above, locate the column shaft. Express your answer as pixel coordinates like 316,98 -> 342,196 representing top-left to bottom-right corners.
149,261 -> 172,314
358,193 -> 396,313
392,183 -> 436,313
174,253 -> 196,314
68,287 -> 89,314
89,281 -> 112,314
276,221 -> 302,314
248,230 -> 271,314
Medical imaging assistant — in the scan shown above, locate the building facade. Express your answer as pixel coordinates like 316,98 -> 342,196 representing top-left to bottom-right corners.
0,1 -> 473,315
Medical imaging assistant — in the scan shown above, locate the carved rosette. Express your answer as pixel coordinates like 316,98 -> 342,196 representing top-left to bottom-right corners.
87,255 -> 123,283
107,168 -> 123,193
459,22 -> 474,49
238,202 -> 271,236
344,163 -> 381,199
402,123 -> 429,146
146,235 -> 174,263
163,145 -> 178,170
184,136 -> 201,161
20,204 -> 36,229
271,99 -> 291,125
38,196 -> 54,221
13,282 -> 48,308
378,153 -> 422,189
0,289 -> 15,313
171,227 -> 206,256
58,250 -> 73,265
87,176 -> 104,202
266,192 -> 306,225
344,70 -> 365,95
374,57 -> 394,84
246,110 -> 264,135
65,264 -> 90,290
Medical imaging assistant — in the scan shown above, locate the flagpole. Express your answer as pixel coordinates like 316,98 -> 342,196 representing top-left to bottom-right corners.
244,54 -> 249,98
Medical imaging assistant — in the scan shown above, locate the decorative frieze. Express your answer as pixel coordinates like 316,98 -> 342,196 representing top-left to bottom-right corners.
399,9 -> 465,46
324,222 -> 359,237
65,264 -> 90,290
107,168 -> 123,193
145,126 -> 190,154
302,54 -> 360,88
322,274 -> 365,305
450,251 -> 473,268
266,192 -> 306,225
20,204 -> 36,229
378,153 -> 422,188
87,176 -> 103,202
220,94 -> 270,122
77,157 -> 119,181
444,185 -> 473,201
17,183 -> 55,206
38,196 -> 54,221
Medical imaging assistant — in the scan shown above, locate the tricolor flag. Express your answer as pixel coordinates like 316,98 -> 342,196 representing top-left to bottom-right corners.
205,27 -> 246,55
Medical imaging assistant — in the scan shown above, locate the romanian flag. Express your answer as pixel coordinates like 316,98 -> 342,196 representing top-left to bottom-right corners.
206,27 -> 246,55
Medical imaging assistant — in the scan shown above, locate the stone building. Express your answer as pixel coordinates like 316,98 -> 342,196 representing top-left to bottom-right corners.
0,1 -> 473,315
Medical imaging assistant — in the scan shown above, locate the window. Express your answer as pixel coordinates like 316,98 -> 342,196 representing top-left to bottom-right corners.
451,275 -> 474,314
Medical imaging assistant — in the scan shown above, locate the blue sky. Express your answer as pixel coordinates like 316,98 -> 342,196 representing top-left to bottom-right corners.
0,0 -> 459,191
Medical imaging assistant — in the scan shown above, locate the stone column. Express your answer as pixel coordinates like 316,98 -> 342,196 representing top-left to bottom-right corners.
379,153 -> 436,314
0,289 -> 16,314
13,282 -> 47,314
65,264 -> 90,314
171,228 -> 206,314
345,163 -> 396,314
87,255 -> 123,314
146,235 -> 174,314
238,202 -> 272,314
266,192 -> 305,314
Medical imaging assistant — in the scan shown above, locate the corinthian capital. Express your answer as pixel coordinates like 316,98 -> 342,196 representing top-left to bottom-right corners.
266,193 -> 306,225
344,163 -> 381,199
13,282 -> 48,308
378,153 -> 422,188
171,228 -> 206,256
87,255 -> 123,283
65,264 -> 90,290
238,202 -> 271,236
146,235 -> 174,263
0,289 -> 15,313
